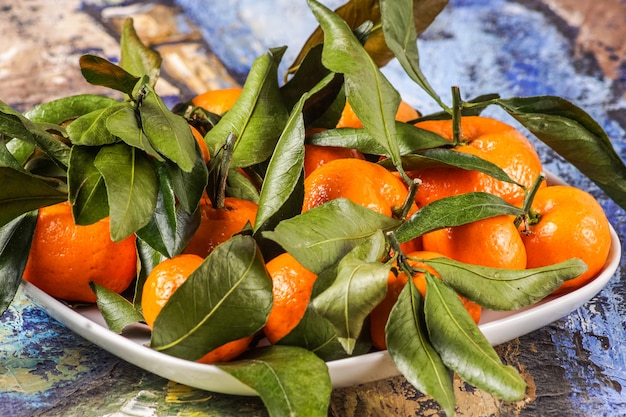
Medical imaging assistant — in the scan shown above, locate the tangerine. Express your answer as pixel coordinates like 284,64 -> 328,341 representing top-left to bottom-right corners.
422,215 -> 527,270
191,87 -> 242,116
302,158 -> 417,218
370,251 -> 481,350
336,100 -> 419,128
263,252 -> 318,344
183,197 -> 258,259
190,125 -> 210,163
408,116 -> 545,207
520,185 -> 612,295
303,144 -> 365,178
22,201 -> 137,303
141,254 -> 252,364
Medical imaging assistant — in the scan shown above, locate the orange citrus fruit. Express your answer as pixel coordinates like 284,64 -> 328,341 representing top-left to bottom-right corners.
302,158 -> 417,218
370,251 -> 481,350
190,125 -> 210,163
303,144 -> 365,178
336,100 -> 419,128
183,197 -> 258,259
22,201 -> 137,303
422,215 -> 527,270
408,116 -> 545,207
520,185 -> 612,295
191,87 -> 242,116
263,252 -> 318,344
141,254 -> 253,364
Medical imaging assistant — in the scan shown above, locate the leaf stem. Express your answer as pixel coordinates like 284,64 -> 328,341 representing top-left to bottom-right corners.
216,132 -> 236,209
451,86 -> 463,146
515,171 -> 546,232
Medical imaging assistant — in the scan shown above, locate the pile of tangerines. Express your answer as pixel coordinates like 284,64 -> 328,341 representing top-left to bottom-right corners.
23,85 -> 612,361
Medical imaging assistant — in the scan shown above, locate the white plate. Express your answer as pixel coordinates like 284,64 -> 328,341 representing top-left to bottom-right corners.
22,174 -> 622,397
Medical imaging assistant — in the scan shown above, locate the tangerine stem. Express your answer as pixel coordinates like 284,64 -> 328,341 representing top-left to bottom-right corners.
397,177 -> 421,220
515,171 -> 546,231
451,86 -> 463,146
216,132 -> 237,209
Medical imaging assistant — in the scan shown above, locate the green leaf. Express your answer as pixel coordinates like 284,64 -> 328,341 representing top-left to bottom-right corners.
254,73 -> 335,235
308,122 -> 450,156
134,238 -> 167,310
386,279 -> 455,416
91,282 -> 144,334
226,168 -> 260,204
94,143 -> 158,241
395,192 -> 524,243
204,48 -> 289,168
389,148 -> 522,185
424,274 -> 527,401
164,157 -> 208,215
0,138 -> 27,170
106,104 -> 163,160
311,230 -> 390,354
79,54 -> 140,96
424,257 -> 588,311
0,101 -> 70,168
289,0 -> 447,74
151,235 -> 272,360
66,105 -> 123,146
0,167 -> 67,227
496,95 -> 626,211
67,145 -> 109,225
0,212 -> 37,317
307,0 -> 403,169
262,198 -> 400,274
217,345 -> 332,417
119,17 -> 162,86
135,164 -> 200,258
380,0 -> 448,110
140,85 -> 197,172
24,94 -> 121,124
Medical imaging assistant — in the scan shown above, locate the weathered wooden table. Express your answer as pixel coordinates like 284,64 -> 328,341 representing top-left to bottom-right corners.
1,0 -> 625,415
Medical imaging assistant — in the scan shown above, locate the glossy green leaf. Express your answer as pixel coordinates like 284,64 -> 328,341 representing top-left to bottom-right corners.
91,283 -> 144,334
119,17 -> 162,86
254,74 -> 335,235
0,102 -> 70,168
94,143 -> 158,241
106,104 -> 163,160
311,230 -> 390,354
67,145 -> 109,225
0,211 -> 37,317
0,167 -> 67,227
0,138 -> 26,169
262,198 -> 400,274
151,235 -> 272,360
217,345 -> 331,417
308,122 -> 449,156
140,85 -> 196,172
308,0 -> 403,169
79,54 -> 140,96
204,48 -> 289,168
424,275 -> 526,401
135,164 -> 200,258
380,0 -> 448,110
386,279 -> 455,416
66,104 -> 123,146
424,257 -> 588,311
395,192 -> 524,243
226,168 -> 260,204
496,95 -> 626,211
24,94 -> 121,124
